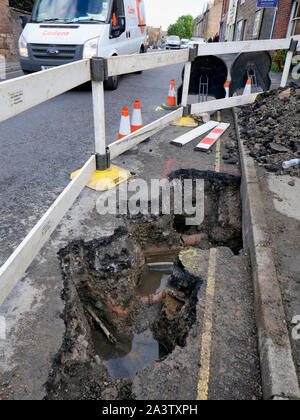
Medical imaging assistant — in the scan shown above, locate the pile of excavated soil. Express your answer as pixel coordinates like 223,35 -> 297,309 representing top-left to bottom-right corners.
238,83 -> 300,178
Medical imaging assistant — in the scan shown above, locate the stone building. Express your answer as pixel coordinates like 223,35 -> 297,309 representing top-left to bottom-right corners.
193,0 -> 223,40
0,0 -> 27,63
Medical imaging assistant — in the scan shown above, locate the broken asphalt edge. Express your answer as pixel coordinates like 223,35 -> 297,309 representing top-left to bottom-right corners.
233,107 -> 300,401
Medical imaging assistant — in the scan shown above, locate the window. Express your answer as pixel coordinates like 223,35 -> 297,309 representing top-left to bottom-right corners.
112,0 -> 125,17
235,20 -> 243,41
288,1 -> 300,36
252,10 -> 262,38
32,0 -> 111,23
242,19 -> 247,40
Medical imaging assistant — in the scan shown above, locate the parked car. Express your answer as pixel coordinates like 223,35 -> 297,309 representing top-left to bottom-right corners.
18,0 -> 147,90
180,39 -> 189,49
188,36 -> 206,48
166,35 -> 181,50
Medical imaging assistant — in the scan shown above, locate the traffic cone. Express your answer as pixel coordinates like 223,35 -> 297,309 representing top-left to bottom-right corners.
131,99 -> 143,133
224,80 -> 230,98
118,107 -> 131,139
167,79 -> 177,106
243,77 -> 252,95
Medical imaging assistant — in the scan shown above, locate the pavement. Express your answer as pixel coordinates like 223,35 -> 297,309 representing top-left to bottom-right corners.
259,171 -> 300,391
234,106 -> 300,400
0,53 -> 297,400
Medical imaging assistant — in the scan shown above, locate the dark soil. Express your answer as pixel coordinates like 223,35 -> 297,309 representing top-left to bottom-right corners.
45,224 -> 201,400
45,170 -> 243,400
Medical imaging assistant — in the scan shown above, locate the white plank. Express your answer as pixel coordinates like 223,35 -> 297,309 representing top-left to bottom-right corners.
106,50 -> 189,77
171,121 -> 219,147
0,59 -> 91,123
195,123 -> 230,151
0,156 -> 96,307
181,62 -> 192,107
196,37 -> 300,56
109,108 -> 183,159
191,94 -> 258,115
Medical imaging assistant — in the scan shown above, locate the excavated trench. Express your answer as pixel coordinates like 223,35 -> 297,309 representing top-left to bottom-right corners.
45,170 -> 242,400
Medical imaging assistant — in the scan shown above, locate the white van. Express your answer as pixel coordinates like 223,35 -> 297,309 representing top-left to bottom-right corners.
18,0 -> 147,89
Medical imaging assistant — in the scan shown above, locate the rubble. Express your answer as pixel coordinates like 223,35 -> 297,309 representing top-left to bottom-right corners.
238,83 -> 300,177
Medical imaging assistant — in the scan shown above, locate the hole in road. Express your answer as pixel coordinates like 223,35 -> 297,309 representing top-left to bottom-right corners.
46,169 -> 243,399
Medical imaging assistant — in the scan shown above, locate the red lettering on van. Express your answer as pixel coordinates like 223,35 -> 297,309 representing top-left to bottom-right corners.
42,31 -> 70,36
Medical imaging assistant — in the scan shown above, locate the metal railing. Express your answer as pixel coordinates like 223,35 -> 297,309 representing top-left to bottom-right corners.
0,36 -> 299,306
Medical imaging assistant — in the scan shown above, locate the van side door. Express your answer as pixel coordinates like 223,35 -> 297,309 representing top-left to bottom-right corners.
125,0 -> 145,54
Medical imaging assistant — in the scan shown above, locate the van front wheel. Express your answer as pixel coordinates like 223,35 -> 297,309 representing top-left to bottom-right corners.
104,75 -> 119,90
135,48 -> 145,74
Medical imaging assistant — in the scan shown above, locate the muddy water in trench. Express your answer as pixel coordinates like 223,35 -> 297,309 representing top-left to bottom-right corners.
92,253 -> 176,378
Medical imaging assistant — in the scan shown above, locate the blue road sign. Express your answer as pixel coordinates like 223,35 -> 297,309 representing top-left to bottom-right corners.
257,0 -> 279,7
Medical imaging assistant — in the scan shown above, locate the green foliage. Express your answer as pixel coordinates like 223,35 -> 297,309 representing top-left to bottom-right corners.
271,49 -> 287,66
9,0 -> 35,12
167,15 -> 194,40
271,65 -> 282,73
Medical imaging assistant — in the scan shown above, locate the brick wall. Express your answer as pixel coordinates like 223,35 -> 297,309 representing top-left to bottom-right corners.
0,0 -> 25,61
273,0 -> 293,39
235,0 -> 263,40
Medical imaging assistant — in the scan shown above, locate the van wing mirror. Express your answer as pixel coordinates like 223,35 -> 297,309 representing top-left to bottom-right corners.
19,16 -> 28,29
110,16 -> 126,38
118,17 -> 126,33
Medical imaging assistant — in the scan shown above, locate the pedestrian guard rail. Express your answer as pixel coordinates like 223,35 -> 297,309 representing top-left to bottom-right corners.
0,36 -> 299,306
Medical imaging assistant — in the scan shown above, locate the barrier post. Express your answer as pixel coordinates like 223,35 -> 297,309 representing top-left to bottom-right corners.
181,46 -> 198,107
91,57 -> 110,170
181,62 -> 191,107
281,39 -> 298,88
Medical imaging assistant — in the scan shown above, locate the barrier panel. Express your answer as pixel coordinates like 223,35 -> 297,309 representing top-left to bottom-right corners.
0,36 -> 299,306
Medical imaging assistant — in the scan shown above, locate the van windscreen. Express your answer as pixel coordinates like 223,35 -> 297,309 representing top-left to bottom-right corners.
32,0 -> 112,23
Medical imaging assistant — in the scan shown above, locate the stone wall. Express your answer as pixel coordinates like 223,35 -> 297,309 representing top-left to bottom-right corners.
0,0 -> 28,62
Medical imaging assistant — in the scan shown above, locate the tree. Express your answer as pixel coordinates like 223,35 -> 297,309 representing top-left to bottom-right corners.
167,15 -> 194,39
9,0 -> 35,12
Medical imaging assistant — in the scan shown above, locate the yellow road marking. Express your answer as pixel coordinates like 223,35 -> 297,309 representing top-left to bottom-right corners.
197,110 -> 221,399
215,111 -> 222,173
197,247 -> 217,400
215,140 -> 221,173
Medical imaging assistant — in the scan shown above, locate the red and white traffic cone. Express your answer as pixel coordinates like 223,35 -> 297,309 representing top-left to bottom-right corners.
224,80 -> 230,98
167,79 -> 177,106
118,107 -> 131,140
131,99 -> 143,133
243,77 -> 252,95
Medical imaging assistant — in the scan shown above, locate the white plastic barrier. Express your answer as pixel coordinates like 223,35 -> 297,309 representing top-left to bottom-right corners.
0,36 -> 299,306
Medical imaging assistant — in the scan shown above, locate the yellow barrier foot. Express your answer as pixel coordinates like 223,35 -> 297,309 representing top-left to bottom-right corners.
71,165 -> 131,191
171,116 -> 198,127
161,103 -> 181,111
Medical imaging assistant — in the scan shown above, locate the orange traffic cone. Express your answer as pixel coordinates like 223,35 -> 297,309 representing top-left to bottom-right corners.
243,77 -> 252,95
224,80 -> 230,98
131,99 -> 143,133
118,107 -> 131,140
167,79 -> 177,106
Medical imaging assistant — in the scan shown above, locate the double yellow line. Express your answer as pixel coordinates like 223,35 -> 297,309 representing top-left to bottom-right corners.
197,110 -> 222,400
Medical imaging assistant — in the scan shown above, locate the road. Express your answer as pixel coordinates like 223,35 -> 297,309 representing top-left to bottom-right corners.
0,59 -> 184,261
0,54 -> 263,400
